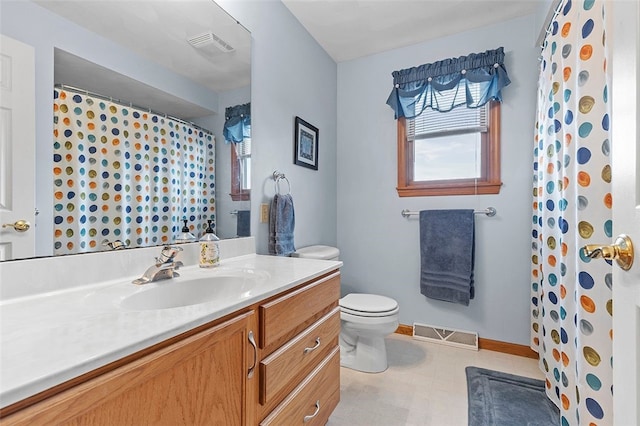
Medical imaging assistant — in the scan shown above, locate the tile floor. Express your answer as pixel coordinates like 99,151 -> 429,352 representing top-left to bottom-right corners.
327,333 -> 544,426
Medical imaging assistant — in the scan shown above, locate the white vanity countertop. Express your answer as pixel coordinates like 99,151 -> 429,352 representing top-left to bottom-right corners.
0,254 -> 342,409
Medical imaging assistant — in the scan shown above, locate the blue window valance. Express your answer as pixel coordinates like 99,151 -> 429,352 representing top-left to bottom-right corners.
386,47 -> 511,120
223,102 -> 251,143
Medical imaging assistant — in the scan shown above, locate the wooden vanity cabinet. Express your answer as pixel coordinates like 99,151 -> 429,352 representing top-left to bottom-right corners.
258,271 -> 341,425
1,268 -> 342,426
2,311 -> 258,426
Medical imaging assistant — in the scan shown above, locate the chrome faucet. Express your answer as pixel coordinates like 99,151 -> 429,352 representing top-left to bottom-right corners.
132,245 -> 184,285
103,239 -> 127,250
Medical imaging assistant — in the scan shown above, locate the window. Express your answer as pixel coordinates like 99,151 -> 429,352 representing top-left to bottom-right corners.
397,101 -> 501,197
230,137 -> 251,201
386,48 -> 509,197
224,103 -> 250,201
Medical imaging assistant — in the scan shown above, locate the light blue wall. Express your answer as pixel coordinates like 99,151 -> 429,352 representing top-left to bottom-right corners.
336,14 -> 539,345
216,0 -> 338,255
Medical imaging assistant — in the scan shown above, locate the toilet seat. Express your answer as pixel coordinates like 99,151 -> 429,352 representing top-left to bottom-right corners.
340,293 -> 399,317
291,245 -> 340,260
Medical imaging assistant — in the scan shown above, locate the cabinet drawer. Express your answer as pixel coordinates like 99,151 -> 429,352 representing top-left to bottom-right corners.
260,346 -> 340,426
259,272 -> 340,353
260,307 -> 340,405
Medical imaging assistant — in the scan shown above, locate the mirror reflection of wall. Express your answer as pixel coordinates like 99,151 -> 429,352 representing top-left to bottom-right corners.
0,0 -> 251,261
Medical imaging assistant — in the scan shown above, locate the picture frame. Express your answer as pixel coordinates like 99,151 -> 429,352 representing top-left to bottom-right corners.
293,116 -> 319,170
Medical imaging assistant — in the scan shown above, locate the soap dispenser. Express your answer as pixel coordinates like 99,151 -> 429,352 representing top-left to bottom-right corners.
199,219 -> 220,268
175,219 -> 196,243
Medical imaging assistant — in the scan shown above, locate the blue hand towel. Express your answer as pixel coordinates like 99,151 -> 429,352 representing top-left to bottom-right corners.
268,194 -> 295,256
236,210 -> 250,237
419,209 -> 475,306
269,197 -> 277,254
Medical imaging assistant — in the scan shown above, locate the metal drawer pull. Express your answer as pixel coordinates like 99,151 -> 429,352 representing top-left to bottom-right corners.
248,330 -> 257,379
303,400 -> 320,423
303,337 -> 321,354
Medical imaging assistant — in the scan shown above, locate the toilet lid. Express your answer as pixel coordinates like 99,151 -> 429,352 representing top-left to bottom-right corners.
291,245 -> 340,260
340,293 -> 398,316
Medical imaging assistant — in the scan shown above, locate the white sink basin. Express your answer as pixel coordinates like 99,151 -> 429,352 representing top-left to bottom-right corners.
121,276 -> 246,310
84,268 -> 270,311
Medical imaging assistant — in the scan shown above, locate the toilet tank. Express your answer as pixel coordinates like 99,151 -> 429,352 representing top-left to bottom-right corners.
291,245 -> 340,261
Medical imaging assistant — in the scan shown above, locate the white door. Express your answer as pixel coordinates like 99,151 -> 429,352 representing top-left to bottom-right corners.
0,34 -> 36,261
610,1 -> 640,425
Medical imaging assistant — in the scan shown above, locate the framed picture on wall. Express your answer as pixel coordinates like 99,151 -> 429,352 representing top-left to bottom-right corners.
293,116 -> 319,170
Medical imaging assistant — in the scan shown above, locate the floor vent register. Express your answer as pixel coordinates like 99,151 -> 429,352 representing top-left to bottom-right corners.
412,323 -> 478,350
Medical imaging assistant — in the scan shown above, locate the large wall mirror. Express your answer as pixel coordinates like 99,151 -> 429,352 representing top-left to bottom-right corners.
0,0 -> 251,262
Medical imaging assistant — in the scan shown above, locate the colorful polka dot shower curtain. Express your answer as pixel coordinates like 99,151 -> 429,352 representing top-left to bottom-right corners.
52,88 -> 216,255
531,1 -> 613,425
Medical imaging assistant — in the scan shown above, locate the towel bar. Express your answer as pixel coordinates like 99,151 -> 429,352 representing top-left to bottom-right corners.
272,170 -> 291,195
401,207 -> 496,218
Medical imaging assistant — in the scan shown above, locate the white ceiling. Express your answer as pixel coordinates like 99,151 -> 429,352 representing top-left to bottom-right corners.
282,0 -> 540,62
33,0 -> 251,118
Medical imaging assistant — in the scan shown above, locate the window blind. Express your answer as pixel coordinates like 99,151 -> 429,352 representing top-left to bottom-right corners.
408,81 -> 488,140
235,137 -> 251,158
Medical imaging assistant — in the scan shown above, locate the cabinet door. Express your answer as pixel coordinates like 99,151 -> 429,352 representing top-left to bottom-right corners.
3,311 -> 258,426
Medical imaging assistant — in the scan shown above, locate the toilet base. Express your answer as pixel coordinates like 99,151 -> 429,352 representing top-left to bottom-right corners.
339,334 -> 389,373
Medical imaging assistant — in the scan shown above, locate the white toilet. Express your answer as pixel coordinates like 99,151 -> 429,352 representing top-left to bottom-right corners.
292,245 -> 400,373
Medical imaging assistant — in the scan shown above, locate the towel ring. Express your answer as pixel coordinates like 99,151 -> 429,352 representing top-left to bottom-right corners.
272,170 -> 291,195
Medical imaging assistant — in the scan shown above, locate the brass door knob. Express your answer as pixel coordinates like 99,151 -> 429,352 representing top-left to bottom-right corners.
2,220 -> 30,232
582,234 -> 634,271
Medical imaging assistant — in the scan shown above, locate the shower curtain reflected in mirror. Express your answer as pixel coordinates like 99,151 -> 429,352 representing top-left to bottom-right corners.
531,1 -> 613,425
52,87 -> 216,255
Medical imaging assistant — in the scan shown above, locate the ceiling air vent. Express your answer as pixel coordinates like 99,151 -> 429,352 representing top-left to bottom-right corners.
187,31 -> 234,53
